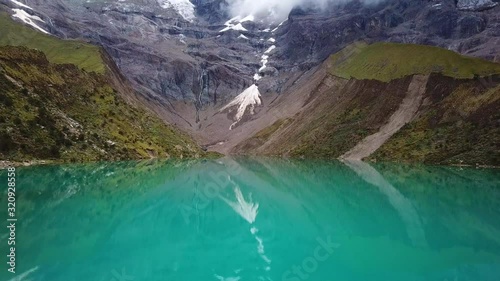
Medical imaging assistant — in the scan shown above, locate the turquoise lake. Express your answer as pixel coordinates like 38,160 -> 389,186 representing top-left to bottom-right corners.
1,158 -> 500,281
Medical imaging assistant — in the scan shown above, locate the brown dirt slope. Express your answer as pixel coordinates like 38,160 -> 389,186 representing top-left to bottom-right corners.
341,75 -> 430,160
233,70 -> 500,166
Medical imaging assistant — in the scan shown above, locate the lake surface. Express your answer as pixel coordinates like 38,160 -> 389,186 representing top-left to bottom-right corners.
1,158 -> 500,281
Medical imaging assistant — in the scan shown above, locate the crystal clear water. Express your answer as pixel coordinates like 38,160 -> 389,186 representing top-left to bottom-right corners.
1,158 -> 500,281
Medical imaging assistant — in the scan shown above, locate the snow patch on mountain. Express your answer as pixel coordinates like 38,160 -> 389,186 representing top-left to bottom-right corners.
226,0 -> 299,22
10,0 -> 32,10
240,15 -> 255,22
220,23 -> 248,32
269,20 -> 287,33
430,2 -> 442,9
219,17 -> 280,129
264,45 -> 276,54
157,0 -> 196,22
220,15 -> 253,32
220,84 -> 262,130
259,54 -> 269,72
12,8 -> 49,34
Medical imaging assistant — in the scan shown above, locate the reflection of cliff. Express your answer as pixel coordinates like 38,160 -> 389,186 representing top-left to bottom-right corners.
0,159 -> 193,274
232,157 -> 500,278
5,158 -> 500,281
343,159 -> 428,248
229,157 -> 500,253
220,176 -> 272,276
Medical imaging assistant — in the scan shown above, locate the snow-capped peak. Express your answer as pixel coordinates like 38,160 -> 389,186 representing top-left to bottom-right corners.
157,0 -> 196,22
12,9 -> 49,34
220,23 -> 247,33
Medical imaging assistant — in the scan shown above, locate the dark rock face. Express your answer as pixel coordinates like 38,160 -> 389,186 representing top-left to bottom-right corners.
458,15 -> 487,37
422,9 -> 460,38
1,0 -> 499,129
191,0 -> 228,24
275,0 -> 500,71
1,0 -> 265,113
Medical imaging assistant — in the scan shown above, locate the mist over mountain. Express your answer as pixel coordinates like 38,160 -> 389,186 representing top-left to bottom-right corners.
225,0 -> 383,20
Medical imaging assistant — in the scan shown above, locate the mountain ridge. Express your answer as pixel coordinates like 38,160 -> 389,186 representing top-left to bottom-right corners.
232,43 -> 500,165
0,42 -> 210,162
1,0 -> 499,164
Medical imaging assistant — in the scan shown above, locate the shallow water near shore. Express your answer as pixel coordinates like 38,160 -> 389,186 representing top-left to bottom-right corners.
1,157 -> 500,281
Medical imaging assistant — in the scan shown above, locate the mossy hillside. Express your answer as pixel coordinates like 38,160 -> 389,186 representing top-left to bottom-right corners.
270,78 -> 409,159
0,46 -> 204,162
289,108 -> 375,159
0,13 -> 105,73
372,82 -> 500,165
330,42 -> 500,82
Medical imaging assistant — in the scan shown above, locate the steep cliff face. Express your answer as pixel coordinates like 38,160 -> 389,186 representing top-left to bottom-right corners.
276,0 -> 500,71
0,0 -> 261,106
232,43 -> 500,166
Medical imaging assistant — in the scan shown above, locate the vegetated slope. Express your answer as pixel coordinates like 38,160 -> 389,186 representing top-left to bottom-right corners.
234,43 -> 500,166
341,74 -> 430,160
372,75 -> 500,165
0,13 -> 105,73
0,46 -> 205,162
330,42 -> 500,82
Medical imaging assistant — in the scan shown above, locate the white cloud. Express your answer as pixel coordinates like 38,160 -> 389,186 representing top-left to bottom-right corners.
226,0 -> 378,21
226,0 -> 301,20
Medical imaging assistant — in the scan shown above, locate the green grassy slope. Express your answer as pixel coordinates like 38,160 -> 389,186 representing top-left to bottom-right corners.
0,46 -> 205,162
372,78 -> 500,165
330,42 -> 500,82
237,44 -> 500,165
0,13 -> 105,73
281,78 -> 409,159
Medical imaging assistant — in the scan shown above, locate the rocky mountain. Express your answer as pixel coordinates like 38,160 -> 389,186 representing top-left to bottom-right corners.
2,0 -> 498,102
1,0 -> 499,164
233,42 -> 500,165
0,16 -> 209,162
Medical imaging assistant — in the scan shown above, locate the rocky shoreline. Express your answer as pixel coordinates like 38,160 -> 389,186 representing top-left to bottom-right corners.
0,160 -> 52,169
